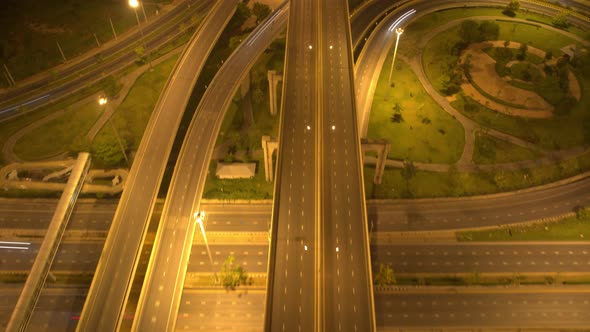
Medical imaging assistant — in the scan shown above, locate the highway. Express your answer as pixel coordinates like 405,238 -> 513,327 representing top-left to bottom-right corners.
4,242 -> 590,276
75,1 -> 238,330
130,2 -> 287,331
319,0 -> 375,330
3,286 -> 590,331
0,0 -> 214,119
1,0 -> 590,330
3,173 -> 590,234
375,290 -> 590,329
264,0 -> 318,330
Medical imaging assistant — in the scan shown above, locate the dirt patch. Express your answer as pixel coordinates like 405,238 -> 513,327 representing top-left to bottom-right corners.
463,42 -> 554,116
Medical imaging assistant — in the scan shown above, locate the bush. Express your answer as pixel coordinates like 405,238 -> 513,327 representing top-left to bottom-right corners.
577,207 -> 590,221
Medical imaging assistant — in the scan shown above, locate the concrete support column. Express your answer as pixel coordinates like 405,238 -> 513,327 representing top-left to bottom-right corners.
361,138 -> 390,184
267,70 -> 282,116
374,141 -> 390,184
241,71 -> 250,98
262,135 -> 278,182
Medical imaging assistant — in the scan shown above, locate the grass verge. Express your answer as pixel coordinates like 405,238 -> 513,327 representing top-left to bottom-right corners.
369,58 -> 464,164
457,215 -> 590,241
473,132 -> 542,164
364,149 -> 590,199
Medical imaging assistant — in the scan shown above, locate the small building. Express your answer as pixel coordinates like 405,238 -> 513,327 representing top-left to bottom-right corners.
215,162 -> 256,179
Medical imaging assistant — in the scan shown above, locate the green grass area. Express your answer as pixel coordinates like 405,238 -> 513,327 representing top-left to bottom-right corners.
90,54 -> 179,167
13,99 -> 102,161
496,21 -> 578,56
457,215 -> 590,241
368,58 -> 464,164
0,0 -> 170,85
420,13 -> 590,150
401,7 -> 505,58
0,75 -> 121,170
202,158 -> 274,200
364,149 -> 590,199
473,132 -> 542,164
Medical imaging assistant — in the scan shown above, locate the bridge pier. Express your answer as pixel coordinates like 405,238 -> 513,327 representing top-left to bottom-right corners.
263,136 -> 389,185
267,70 -> 282,116
361,138 -> 390,184
261,135 -> 278,182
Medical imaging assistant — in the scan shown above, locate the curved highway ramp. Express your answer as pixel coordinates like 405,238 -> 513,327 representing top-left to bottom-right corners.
75,1 -> 238,331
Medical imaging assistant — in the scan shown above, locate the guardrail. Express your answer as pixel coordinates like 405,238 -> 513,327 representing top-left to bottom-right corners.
6,152 -> 90,332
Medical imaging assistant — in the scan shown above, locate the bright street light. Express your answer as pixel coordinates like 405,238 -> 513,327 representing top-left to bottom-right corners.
195,210 -> 218,282
98,96 -> 129,166
387,27 -> 404,86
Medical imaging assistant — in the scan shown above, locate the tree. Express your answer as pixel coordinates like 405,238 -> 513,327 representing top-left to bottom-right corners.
458,20 -> 480,44
477,21 -> 499,41
220,255 -> 250,290
134,46 -> 146,64
252,2 -> 271,23
503,0 -> 520,17
252,86 -> 265,104
391,103 -> 404,123
552,11 -> 569,29
92,134 -> 127,167
577,207 -> 590,221
517,43 -> 528,61
374,264 -> 396,286
228,2 -> 252,31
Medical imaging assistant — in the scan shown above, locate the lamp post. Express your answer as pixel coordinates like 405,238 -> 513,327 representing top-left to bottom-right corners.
128,0 -> 152,68
194,211 -> 218,283
387,27 -> 404,86
98,97 -> 129,167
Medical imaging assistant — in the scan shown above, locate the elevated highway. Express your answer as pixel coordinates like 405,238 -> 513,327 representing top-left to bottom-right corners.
319,0 -> 375,330
264,0 -> 319,330
131,2 -> 288,331
75,2 -> 237,330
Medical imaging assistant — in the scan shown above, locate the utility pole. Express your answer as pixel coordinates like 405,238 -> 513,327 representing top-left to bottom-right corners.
56,41 -> 67,62
387,28 -> 404,86
93,33 -> 101,47
109,17 -> 118,40
3,64 -> 16,86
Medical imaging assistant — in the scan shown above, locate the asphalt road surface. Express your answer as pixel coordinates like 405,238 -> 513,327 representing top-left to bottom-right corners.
130,2 -> 287,330
264,0 -> 318,330
372,243 -> 590,274
3,286 -> 590,331
4,242 -> 590,276
375,291 -> 590,329
320,0 -> 375,330
76,1 -> 238,330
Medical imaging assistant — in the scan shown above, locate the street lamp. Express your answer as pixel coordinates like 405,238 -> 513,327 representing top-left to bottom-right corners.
387,27 -> 404,86
98,96 -> 129,167
128,0 -> 151,68
194,210 -> 218,282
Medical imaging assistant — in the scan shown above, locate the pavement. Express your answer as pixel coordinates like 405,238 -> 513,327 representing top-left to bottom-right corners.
2,285 -> 590,331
